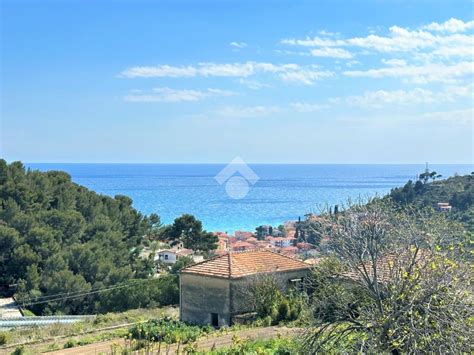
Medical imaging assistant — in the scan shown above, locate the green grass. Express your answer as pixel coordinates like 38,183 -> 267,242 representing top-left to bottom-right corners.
21,309 -> 36,317
203,336 -> 299,354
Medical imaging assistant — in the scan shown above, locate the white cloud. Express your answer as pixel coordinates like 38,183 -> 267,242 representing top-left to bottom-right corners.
279,68 -> 333,85
124,87 -> 235,103
345,60 -> 360,67
345,88 -> 437,108
343,61 -> 473,84
281,18 -> 474,62
121,65 -> 197,78
120,61 -> 333,85
215,105 -> 281,117
230,41 -> 247,48
281,37 -> 344,47
237,78 -> 270,90
121,61 -> 303,78
337,84 -> 473,108
310,47 -> 352,59
422,18 -> 474,33
290,102 -> 329,112
382,58 -> 407,66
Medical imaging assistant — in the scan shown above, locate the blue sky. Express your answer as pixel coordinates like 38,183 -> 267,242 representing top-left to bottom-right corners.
1,0 -> 473,164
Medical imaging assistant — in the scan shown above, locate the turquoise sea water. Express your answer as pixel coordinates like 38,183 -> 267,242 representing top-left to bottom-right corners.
26,164 -> 472,233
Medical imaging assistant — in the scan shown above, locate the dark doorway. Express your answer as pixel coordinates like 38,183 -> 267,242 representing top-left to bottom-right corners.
211,313 -> 219,327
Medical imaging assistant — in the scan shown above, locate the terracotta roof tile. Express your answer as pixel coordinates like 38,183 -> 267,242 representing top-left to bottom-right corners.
181,250 -> 310,279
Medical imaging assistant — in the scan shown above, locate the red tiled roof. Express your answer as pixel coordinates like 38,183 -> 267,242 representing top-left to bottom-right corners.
232,241 -> 255,249
181,250 -> 310,279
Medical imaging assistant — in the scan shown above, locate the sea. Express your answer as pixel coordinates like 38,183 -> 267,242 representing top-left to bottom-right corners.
26,163 -> 472,234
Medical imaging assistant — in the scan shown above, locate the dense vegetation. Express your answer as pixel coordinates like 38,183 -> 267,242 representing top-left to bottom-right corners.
128,318 -> 212,346
0,160 -> 184,314
207,337 -> 298,354
158,214 -> 218,252
388,172 -> 473,230
302,200 -> 472,353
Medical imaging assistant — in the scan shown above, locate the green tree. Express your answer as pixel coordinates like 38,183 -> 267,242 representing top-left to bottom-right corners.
164,214 -> 217,252
0,160 -> 161,314
302,201 -> 472,354
170,256 -> 195,274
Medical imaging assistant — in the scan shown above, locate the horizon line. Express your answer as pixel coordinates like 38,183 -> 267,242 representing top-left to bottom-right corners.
18,161 -> 474,166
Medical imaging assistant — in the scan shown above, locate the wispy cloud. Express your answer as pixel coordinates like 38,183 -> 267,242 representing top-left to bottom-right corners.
237,78 -> 270,90
124,87 -> 235,103
230,41 -> 247,49
292,84 -> 472,110
120,61 -> 334,85
290,102 -> 329,112
279,67 -> 334,85
345,88 -> 437,108
422,18 -> 474,33
281,18 -> 474,62
215,105 -> 281,117
310,47 -> 352,59
121,62 -> 294,78
343,61 -> 473,84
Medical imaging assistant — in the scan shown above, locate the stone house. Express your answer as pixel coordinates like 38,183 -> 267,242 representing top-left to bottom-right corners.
179,250 -> 311,327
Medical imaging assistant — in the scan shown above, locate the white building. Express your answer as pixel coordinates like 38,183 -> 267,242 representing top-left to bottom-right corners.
154,247 -> 203,264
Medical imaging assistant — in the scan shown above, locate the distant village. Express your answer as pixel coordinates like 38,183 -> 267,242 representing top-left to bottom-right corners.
150,198 -> 455,271
149,217 -> 326,271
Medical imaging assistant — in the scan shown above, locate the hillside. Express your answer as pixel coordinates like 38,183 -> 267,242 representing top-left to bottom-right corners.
389,173 -> 474,230
0,160 -> 176,315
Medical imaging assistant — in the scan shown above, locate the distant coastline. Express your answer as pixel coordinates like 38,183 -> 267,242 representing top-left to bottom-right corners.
25,163 -> 473,233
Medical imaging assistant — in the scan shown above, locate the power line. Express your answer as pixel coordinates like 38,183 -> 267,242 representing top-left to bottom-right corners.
16,278 -> 154,307
16,279 -> 146,303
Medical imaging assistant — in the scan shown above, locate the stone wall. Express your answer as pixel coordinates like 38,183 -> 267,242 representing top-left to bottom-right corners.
179,273 -> 231,326
179,268 -> 311,327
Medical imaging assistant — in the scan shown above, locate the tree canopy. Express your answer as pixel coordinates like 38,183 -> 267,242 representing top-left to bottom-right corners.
388,173 -> 473,230
0,161 -> 182,314
302,200 -> 472,353
161,214 -> 218,252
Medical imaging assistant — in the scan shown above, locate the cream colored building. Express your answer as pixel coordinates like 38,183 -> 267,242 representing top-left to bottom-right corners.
179,250 -> 310,327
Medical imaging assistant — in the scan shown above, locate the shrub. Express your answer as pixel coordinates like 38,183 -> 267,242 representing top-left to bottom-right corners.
0,332 -> 9,345
64,339 -> 77,348
127,317 -> 211,345
93,313 -> 113,325
254,315 -> 273,327
11,346 -> 25,355
208,337 -> 298,354
277,300 -> 290,321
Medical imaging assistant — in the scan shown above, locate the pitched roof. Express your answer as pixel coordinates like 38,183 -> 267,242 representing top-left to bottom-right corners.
180,250 -> 310,279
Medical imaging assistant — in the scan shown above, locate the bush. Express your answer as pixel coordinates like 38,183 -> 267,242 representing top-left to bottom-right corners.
0,332 -> 9,345
127,318 -> 212,345
208,337 -> 298,354
254,315 -> 273,327
93,313 -> 113,325
11,346 -> 25,355
63,339 -> 77,348
277,300 -> 290,321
